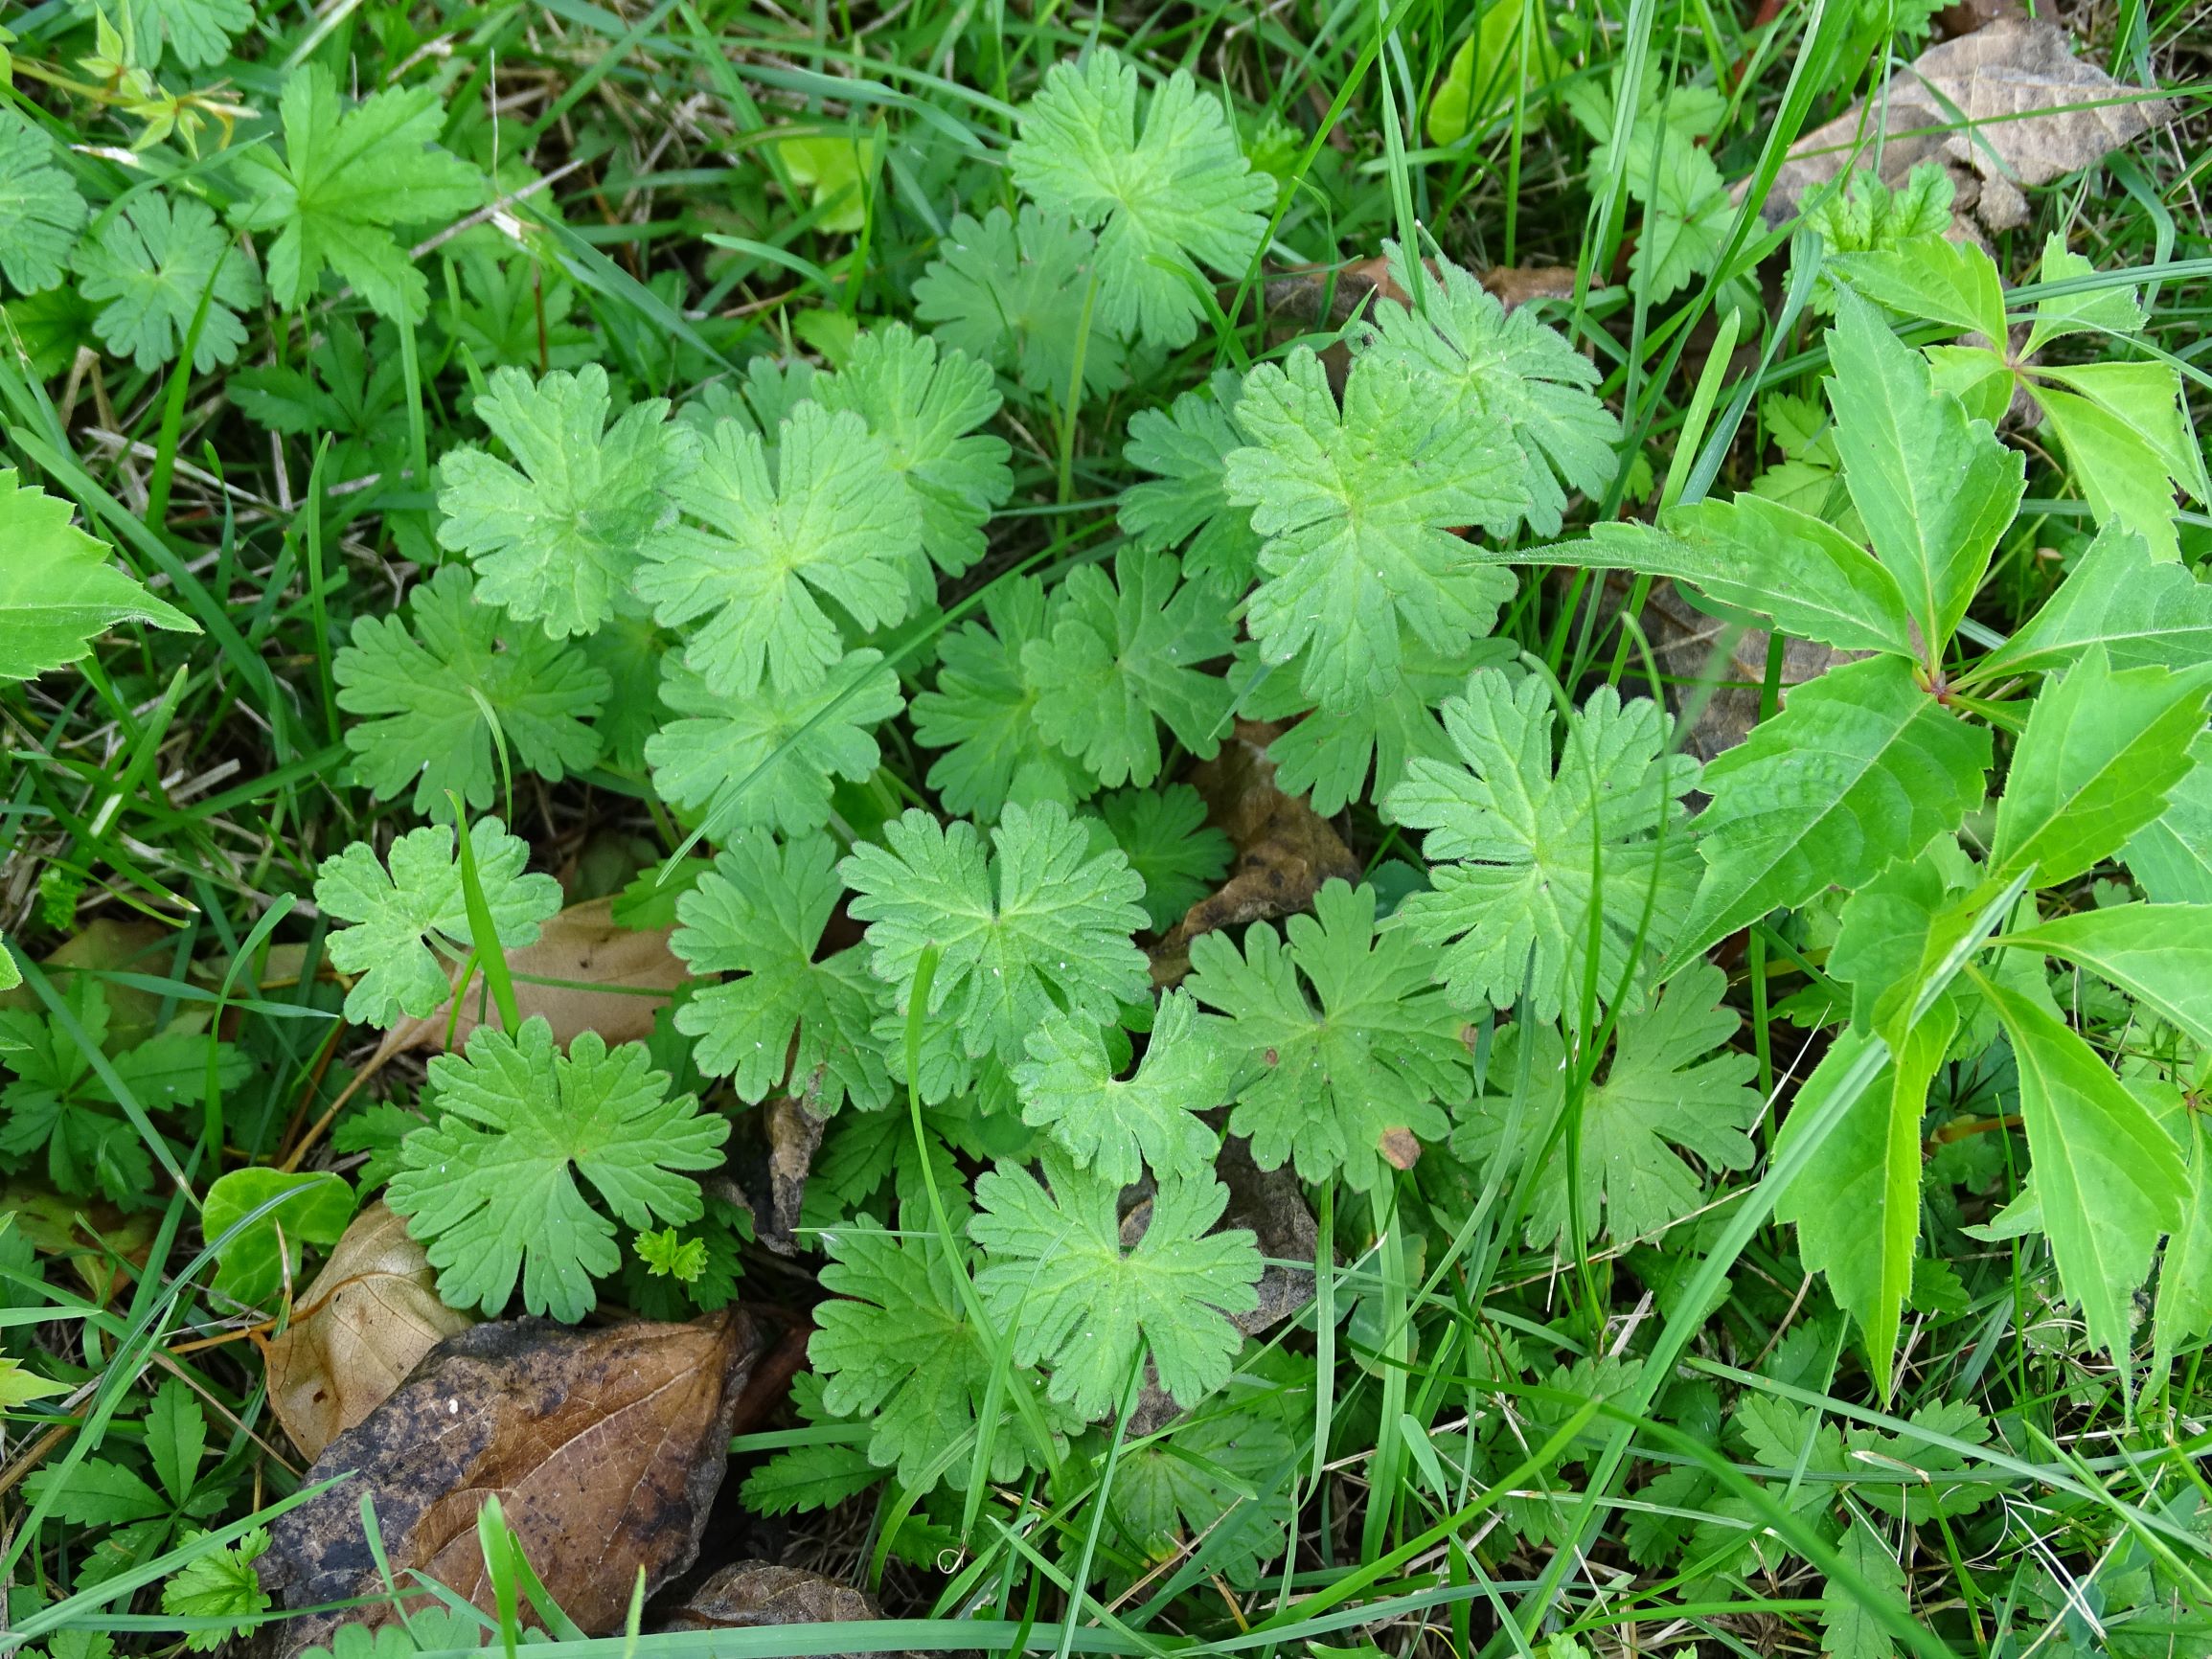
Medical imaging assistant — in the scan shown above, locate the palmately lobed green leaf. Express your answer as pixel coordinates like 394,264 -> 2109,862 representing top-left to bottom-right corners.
1118,371 -> 1263,596
1357,243 -> 1621,536
913,204 -> 1129,400
670,830 -> 892,1112
815,322 -> 1014,580
228,64 -> 482,323
1458,961 -> 1758,1247
1008,46 -> 1274,350
639,399 -> 921,699
387,1017 -> 729,1323
312,817 -> 562,1027
71,192 -> 261,374
1011,988 -> 1227,1185
841,800 -> 1150,1065
1389,670 -> 1699,1025
435,365 -> 685,639
810,1216 -> 1074,1489
1024,547 -> 1235,790
0,111 -> 88,297
645,648 -> 903,840
334,565 -> 609,818
1188,879 -> 1469,1192
1226,348 -> 1523,713
910,576 -> 1095,821
971,1149 -> 1262,1418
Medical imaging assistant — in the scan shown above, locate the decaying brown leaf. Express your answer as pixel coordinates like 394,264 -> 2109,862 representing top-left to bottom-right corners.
760,1095 -> 827,1254
262,1202 -> 475,1461
1216,1136 -> 1320,1338
1150,726 -> 1361,987
659,1562 -> 884,1640
1764,18 -> 2167,232
385,897 -> 686,1055
262,1310 -> 759,1658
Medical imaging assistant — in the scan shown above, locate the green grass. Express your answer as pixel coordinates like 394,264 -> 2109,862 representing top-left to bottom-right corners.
4,1 -> 2212,1657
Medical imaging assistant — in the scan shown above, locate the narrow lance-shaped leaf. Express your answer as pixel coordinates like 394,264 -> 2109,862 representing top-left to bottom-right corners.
1996,903 -> 2212,1052
1971,967 -> 2187,1362
1676,655 -> 1989,964
1826,286 -> 2024,661
1990,646 -> 2212,888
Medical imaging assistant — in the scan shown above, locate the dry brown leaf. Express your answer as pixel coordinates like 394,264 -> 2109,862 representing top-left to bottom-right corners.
659,1562 -> 884,1639
262,1310 -> 759,1658
384,897 -> 686,1055
1216,1136 -> 1320,1338
0,919 -> 171,1048
1149,726 -> 1361,987
760,1095 -> 827,1254
1764,18 -> 2167,232
262,1202 -> 475,1461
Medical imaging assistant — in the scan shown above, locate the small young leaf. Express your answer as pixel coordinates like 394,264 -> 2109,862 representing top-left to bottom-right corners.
201,1169 -> 356,1307
1095,784 -> 1230,932
161,1527 -> 270,1652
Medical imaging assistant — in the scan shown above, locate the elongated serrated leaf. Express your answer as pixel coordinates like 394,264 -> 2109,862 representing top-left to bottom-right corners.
2124,736 -> 2212,901
1774,1000 -> 1954,1394
1678,656 -> 1988,961
1976,522 -> 2212,680
2036,378 -> 2191,563
1827,288 -> 2023,658
1974,968 -> 2186,1361
0,468 -> 195,681
1549,493 -> 1918,658
1992,646 -> 2212,888
1997,903 -> 2212,1050
1831,236 -> 2006,340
